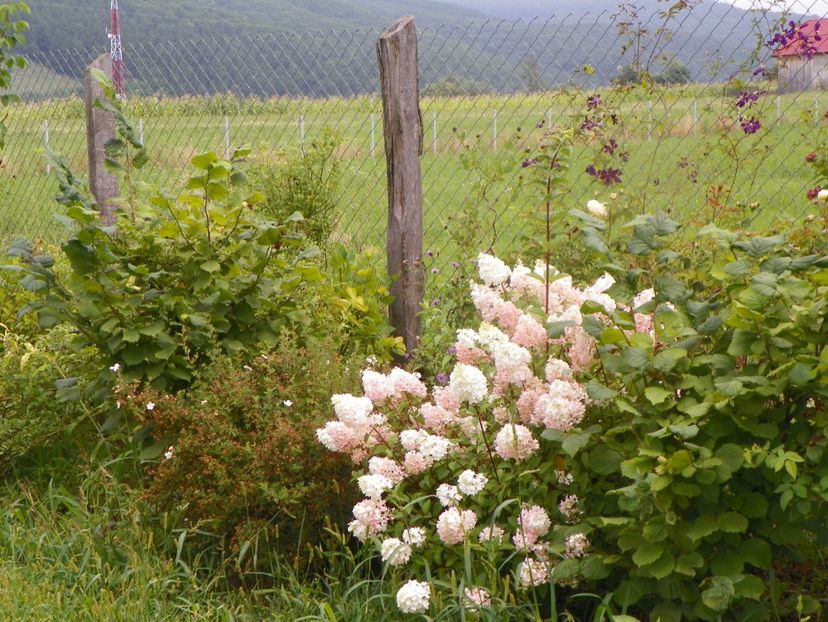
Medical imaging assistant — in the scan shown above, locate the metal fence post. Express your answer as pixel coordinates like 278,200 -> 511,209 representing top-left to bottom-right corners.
43,120 -> 50,175
378,16 -> 424,353
84,53 -> 119,226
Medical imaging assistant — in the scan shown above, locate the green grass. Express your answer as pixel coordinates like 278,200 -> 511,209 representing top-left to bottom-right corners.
0,83 -> 823,262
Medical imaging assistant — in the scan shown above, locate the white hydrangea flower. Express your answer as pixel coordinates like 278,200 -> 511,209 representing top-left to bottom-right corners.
436,483 -> 463,507
457,470 -> 488,496
586,199 -> 608,218
357,474 -> 392,499
400,429 -> 429,452
477,253 -> 511,287
476,322 -> 509,351
449,364 -> 488,404
380,538 -> 412,566
419,434 -> 453,461
396,579 -> 431,614
402,527 -> 427,547
478,525 -> 505,544
331,394 -> 374,427
456,328 -> 479,349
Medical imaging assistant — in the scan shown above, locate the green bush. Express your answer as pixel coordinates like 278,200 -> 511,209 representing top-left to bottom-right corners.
132,334 -> 361,569
567,211 -> 828,620
0,325 -> 97,468
248,131 -> 342,246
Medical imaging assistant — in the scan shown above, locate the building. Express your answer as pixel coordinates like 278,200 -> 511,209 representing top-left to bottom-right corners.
774,19 -> 828,92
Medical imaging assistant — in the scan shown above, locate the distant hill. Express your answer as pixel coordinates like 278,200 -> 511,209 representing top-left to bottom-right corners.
17,0 -> 796,99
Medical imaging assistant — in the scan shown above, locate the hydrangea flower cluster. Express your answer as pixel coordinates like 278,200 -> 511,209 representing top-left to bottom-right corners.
317,251 -> 658,614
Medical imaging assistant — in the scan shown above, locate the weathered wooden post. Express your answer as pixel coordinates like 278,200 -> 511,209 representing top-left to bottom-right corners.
378,16 -> 424,354
84,54 -> 119,225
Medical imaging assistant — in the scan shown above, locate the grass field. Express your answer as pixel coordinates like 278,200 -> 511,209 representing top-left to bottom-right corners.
0,83 -> 823,268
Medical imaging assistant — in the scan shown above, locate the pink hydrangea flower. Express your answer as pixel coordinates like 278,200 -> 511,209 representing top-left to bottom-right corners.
494,424 -> 539,461
511,314 -> 547,350
348,498 -> 392,542
565,533 -> 590,558
518,558 -> 549,587
389,367 -> 428,401
368,457 -> 406,485
436,507 -> 477,545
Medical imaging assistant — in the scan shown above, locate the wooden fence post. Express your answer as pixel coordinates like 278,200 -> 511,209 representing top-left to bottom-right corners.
378,16 -> 424,354
84,54 -> 119,226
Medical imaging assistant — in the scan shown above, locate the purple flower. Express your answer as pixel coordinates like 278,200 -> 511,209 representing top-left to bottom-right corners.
740,117 -> 761,134
451,261 -> 461,269
431,298 -> 441,307
447,345 -> 457,356
581,116 -> 601,131
736,91 -> 760,108
597,168 -> 622,185
426,250 -> 435,257
603,138 -> 618,156
586,163 -> 598,177
435,373 -> 449,386
431,268 -> 440,274
522,158 -> 539,168
586,94 -> 602,110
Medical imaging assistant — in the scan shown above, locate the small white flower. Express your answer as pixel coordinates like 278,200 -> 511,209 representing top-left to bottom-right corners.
283,400 -> 293,407
164,446 -> 174,460
146,402 -> 155,411
243,365 -> 253,371
109,363 -> 121,373
201,400 -> 208,405
586,199 -> 608,218
819,189 -> 828,201
357,474 -> 393,499
116,400 -> 121,410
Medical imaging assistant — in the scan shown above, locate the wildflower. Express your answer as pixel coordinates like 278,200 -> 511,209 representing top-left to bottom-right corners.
735,91 -> 760,108
586,93 -> 602,109
586,199 -> 608,218
522,158 -> 539,168
146,401 -> 155,411
396,580 -> 431,614
819,189 -> 828,201
164,446 -> 174,460
109,363 -> 121,373
740,116 -> 761,134
435,372 -> 449,386
805,151 -> 818,163
807,187 -> 822,201
381,538 -> 412,566
457,470 -> 488,496
283,399 -> 293,407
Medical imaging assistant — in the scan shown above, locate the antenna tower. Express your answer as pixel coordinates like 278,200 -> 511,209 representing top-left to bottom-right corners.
109,0 -> 126,99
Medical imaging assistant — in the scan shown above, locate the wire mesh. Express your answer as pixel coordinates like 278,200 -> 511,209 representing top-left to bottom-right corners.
1,3 -> 826,282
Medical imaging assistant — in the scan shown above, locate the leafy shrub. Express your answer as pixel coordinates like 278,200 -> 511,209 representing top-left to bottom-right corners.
248,131 -> 342,246
311,243 -> 404,360
567,211 -> 828,620
317,213 -> 828,620
7,76 -> 324,391
0,325 -> 97,468
131,334 -> 362,568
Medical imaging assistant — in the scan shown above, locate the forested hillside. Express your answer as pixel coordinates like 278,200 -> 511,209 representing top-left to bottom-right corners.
19,0 -> 787,99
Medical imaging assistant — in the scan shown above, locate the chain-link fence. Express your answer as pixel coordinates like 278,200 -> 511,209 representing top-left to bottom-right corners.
2,4 -> 826,272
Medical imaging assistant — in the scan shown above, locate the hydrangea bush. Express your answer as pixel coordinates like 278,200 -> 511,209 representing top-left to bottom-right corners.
317,250 -> 627,616
319,206 -> 828,620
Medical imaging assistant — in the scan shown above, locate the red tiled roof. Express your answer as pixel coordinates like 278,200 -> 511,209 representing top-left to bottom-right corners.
774,19 -> 828,57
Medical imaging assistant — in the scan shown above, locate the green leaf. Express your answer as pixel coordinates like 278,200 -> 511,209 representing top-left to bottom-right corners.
718,512 -> 748,533
741,538 -> 771,568
200,260 -> 221,273
733,575 -> 765,600
622,347 -> 650,371
632,542 -> 663,567
653,348 -> 687,372
588,446 -> 623,475
675,552 -> 704,577
586,379 -> 617,401
686,514 -> 717,541
561,431 -> 592,457
192,151 -> 218,170
645,386 -> 672,405
702,577 -> 735,612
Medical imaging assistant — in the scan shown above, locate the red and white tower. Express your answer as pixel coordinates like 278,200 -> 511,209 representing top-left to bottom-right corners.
108,0 -> 126,99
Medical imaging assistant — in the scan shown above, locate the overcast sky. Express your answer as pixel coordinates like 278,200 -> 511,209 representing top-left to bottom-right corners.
720,0 -> 828,15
